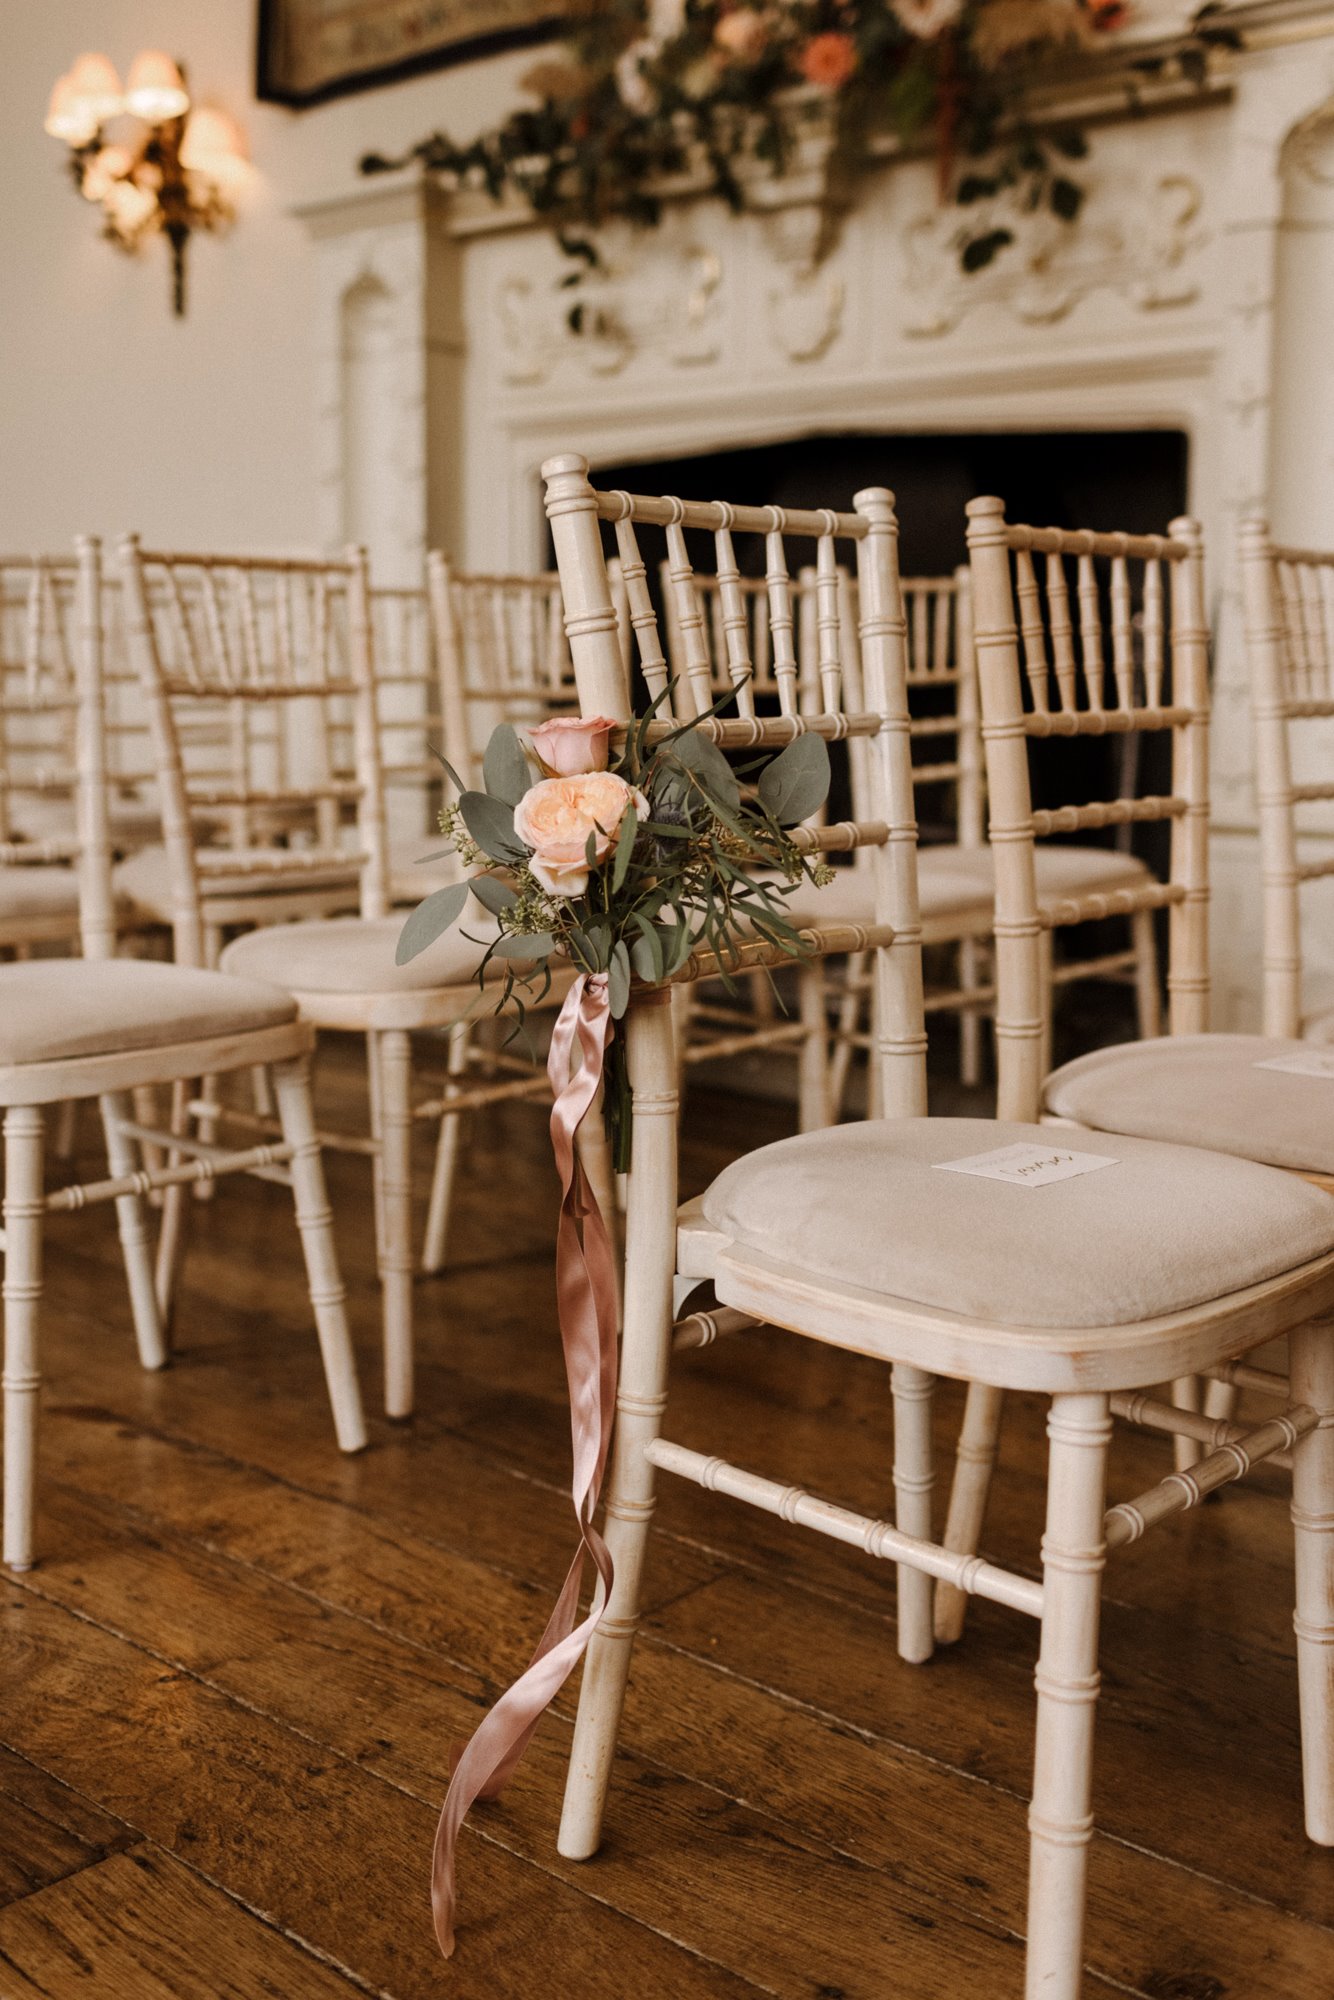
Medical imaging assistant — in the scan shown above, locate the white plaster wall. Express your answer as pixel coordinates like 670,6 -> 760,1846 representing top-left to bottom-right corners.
0,0 -> 528,552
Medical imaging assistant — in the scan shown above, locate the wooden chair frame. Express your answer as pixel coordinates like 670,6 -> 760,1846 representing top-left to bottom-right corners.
0,540 -> 366,1572
539,455 -> 1334,2000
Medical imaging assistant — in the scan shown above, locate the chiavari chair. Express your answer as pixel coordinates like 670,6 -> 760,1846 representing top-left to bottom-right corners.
118,540 -> 603,1419
0,558 -> 87,953
662,556 -> 1160,1108
934,501 -> 1334,1647
541,453 -> 1334,2000
0,539 -> 366,1570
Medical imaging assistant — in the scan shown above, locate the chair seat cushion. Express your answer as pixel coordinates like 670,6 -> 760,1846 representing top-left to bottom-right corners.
701,1115 -> 1334,1329
783,842 -> 1148,929
115,843 -> 360,916
13,793 -> 162,848
219,901 -> 508,997
0,958 -> 297,1068
1304,1010 -> 1334,1046
1044,1033 -> 1334,1175
0,867 -> 80,923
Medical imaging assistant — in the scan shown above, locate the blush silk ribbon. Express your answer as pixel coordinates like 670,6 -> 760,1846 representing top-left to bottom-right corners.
431,970 -> 620,1958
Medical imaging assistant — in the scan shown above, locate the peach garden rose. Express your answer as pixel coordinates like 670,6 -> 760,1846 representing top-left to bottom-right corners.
527,713 -> 618,777
513,770 -> 650,897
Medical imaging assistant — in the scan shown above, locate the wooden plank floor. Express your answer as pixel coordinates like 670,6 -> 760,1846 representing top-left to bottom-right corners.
3,1037 -> 1333,1997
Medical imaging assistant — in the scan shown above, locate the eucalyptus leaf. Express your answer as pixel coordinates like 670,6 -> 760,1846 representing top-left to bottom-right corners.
629,917 -> 665,983
482,724 -> 532,806
757,733 -> 831,826
669,729 -> 740,813
459,790 -> 525,862
612,804 -> 638,892
428,743 -> 467,796
469,873 -> 518,915
491,932 -> 555,958
395,881 -> 471,965
608,939 -> 631,1018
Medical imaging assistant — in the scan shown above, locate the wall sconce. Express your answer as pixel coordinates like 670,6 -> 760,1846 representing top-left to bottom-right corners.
45,51 -> 248,317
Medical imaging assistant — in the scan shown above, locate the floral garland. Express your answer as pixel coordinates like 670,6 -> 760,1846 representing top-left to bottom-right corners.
362,0 -> 1240,287
397,700 -> 833,1170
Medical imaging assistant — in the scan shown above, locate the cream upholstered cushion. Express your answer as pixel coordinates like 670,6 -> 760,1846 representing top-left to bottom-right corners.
1044,1033 -> 1334,1175
784,842 -> 1147,930
0,958 -> 296,1069
13,792 -> 162,848
702,1116 -> 1334,1329
219,899 -> 510,996
115,843 -> 360,917
0,866 -> 81,923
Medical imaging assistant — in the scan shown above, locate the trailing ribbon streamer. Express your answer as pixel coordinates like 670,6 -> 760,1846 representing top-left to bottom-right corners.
431,970 -> 620,1958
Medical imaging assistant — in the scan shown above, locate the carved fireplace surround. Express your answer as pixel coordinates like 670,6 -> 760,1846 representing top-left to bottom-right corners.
295,7 -> 1334,1027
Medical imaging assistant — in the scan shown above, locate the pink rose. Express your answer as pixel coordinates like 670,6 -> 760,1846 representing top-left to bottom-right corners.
513,770 -> 649,898
797,30 -> 857,89
527,713 -> 618,777
714,8 -> 772,63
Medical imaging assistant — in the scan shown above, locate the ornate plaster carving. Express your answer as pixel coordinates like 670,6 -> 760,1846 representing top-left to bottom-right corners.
497,240 -> 724,385
901,173 -> 1205,337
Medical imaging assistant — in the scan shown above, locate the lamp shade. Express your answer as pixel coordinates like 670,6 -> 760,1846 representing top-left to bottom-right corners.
45,74 -> 101,147
124,50 -> 189,123
80,144 -> 136,204
180,107 -> 249,190
102,176 -> 159,238
65,52 -> 123,126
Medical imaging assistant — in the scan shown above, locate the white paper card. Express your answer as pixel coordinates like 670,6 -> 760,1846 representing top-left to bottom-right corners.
934,1142 -> 1120,1189
1253,1050 -> 1334,1080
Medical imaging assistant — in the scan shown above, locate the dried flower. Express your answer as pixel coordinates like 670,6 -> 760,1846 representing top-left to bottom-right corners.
520,58 -> 592,102
892,0 -> 964,35
797,31 -> 858,90
971,0 -> 1084,64
714,7 -> 773,63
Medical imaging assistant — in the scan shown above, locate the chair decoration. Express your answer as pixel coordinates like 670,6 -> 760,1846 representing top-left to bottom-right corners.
398,696 -> 831,1954
398,700 -> 834,1170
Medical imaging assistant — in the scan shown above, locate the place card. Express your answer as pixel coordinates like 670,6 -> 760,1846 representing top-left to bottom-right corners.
934,1142 -> 1120,1189
1253,1049 -> 1334,1080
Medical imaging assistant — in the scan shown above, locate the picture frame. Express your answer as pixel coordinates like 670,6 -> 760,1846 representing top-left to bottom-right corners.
256,0 -> 566,108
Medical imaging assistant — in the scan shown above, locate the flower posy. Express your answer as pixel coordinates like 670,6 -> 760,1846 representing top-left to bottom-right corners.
514,771 -> 649,897
527,713 -> 618,777
797,30 -> 858,89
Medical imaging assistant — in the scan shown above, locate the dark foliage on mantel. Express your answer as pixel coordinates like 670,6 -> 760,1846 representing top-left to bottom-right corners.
359,0 -> 1243,297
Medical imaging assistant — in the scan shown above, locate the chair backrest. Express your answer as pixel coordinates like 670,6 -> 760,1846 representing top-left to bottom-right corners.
118,538 -> 389,966
1239,520 -> 1334,1037
427,555 -> 588,789
658,559 -> 981,852
0,542 -> 117,959
542,452 -> 928,1128
966,495 -> 1210,1121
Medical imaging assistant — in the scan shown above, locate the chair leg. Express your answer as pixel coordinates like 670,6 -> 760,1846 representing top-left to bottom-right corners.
3,1107 -> 44,1571
892,1362 -> 935,1664
153,1079 -> 194,1328
366,1031 -> 387,1266
959,938 -> 983,1089
1169,1373 -> 1204,1473
797,960 -> 832,1132
378,1028 -> 416,1421
52,1099 -> 79,1162
1202,1376 -> 1239,1424
1037,931 -> 1055,1081
193,923 -> 226,1203
270,1055 -> 367,1455
828,951 -> 866,1118
1131,907 -> 1161,1041
1025,1390 -> 1111,2000
99,1093 -> 166,1371
1290,1312 -> 1334,1844
422,1024 -> 469,1277
935,1382 -> 1005,1645
559,997 -> 678,1862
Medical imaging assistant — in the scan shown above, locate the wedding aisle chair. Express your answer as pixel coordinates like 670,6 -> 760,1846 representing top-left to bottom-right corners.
410,555 -> 590,1275
541,454 -> 1334,2000
934,502 -> 1334,1642
119,540 -> 600,1418
662,555 -> 1159,1111
0,539 -> 366,1570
